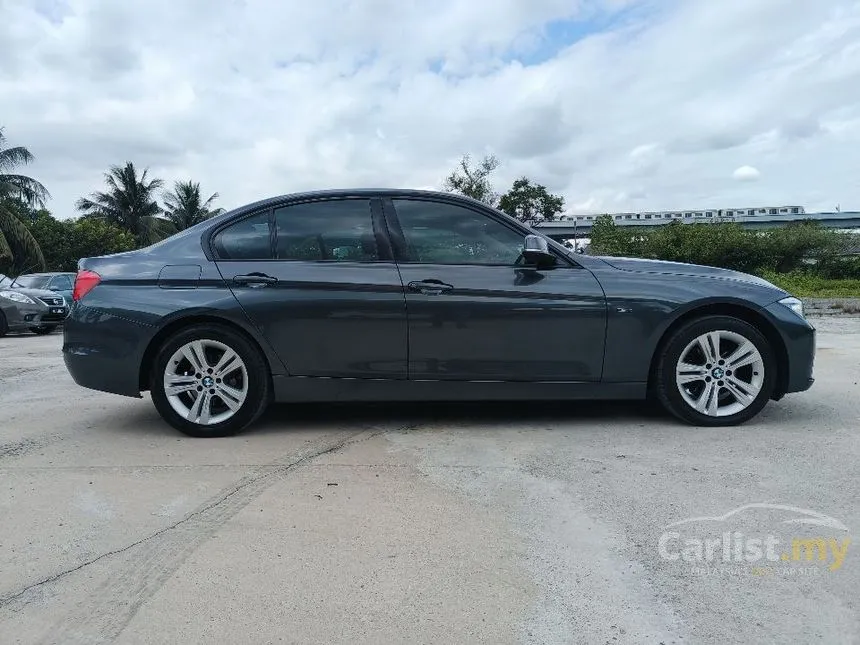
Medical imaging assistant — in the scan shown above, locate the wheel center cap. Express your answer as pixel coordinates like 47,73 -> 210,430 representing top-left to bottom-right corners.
711,367 -> 724,379
201,376 -> 214,387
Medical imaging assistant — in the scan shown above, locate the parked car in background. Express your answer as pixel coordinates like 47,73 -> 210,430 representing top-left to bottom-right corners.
62,189 -> 815,437
9,272 -> 76,305
0,274 -> 69,336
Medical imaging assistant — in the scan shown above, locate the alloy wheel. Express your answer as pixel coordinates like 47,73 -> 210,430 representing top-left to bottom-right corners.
163,339 -> 249,426
675,330 -> 765,417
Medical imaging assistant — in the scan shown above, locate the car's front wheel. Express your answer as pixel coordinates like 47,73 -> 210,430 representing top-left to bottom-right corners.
656,315 -> 776,426
150,324 -> 271,437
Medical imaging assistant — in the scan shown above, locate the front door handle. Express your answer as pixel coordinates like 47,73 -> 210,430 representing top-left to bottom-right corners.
233,273 -> 278,286
407,279 -> 454,295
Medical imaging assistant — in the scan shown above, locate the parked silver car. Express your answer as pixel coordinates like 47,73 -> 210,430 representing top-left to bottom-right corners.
0,274 -> 69,336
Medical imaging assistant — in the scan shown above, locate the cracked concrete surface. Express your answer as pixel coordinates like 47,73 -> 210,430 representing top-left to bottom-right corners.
1,321 -> 859,644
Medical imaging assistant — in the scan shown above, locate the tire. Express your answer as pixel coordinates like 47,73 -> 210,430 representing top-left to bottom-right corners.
656,315 -> 776,426
150,323 -> 271,437
0,310 -> 7,337
30,325 -> 58,335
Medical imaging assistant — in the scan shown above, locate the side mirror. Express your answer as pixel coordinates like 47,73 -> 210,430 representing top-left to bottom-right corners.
521,234 -> 556,269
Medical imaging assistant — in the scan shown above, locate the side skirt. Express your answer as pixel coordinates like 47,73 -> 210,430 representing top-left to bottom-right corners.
272,376 -> 647,403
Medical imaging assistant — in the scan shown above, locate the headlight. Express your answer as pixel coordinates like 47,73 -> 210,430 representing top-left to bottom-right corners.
779,296 -> 804,319
0,290 -> 36,305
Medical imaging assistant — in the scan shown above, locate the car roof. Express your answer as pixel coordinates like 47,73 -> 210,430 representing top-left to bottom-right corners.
220,188 -> 489,218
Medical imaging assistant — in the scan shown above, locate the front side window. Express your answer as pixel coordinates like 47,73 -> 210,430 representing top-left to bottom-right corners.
274,199 -> 377,262
392,199 -> 526,266
213,212 -> 272,260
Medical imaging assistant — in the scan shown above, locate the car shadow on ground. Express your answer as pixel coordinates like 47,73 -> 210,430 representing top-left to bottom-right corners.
85,394 -> 822,439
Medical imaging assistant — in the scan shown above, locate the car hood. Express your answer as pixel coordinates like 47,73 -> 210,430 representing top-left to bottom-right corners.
3,286 -> 64,301
596,256 -> 783,290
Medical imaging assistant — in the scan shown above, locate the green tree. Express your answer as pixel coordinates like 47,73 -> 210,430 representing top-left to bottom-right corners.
0,128 -> 48,273
26,210 -> 136,272
162,180 -> 224,232
76,162 -> 167,246
442,154 -> 500,205
498,177 -> 565,227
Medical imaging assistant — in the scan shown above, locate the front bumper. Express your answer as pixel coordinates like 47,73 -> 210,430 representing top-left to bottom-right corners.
3,301 -> 68,330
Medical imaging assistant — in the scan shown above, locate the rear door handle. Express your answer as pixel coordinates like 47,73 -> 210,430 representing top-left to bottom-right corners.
407,279 -> 454,295
233,273 -> 278,286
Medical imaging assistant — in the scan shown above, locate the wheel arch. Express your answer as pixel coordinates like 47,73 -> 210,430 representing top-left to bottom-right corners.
647,302 -> 790,400
138,314 -> 277,392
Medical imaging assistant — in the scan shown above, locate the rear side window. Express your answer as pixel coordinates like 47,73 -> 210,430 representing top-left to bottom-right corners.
274,199 -> 378,262
213,212 -> 272,260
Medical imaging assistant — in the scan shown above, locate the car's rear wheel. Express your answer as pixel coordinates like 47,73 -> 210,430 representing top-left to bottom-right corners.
150,324 -> 270,437
29,325 -> 57,335
656,315 -> 776,426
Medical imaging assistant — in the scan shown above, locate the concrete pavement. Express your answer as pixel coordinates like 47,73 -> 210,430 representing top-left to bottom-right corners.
0,318 -> 858,644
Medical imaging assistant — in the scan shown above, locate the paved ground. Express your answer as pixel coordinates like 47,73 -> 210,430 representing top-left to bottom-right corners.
0,318 -> 858,645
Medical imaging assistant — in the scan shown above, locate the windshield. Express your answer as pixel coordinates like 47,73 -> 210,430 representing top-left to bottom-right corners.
11,275 -> 50,289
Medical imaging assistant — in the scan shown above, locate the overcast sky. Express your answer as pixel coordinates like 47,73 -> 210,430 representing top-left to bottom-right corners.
3,0 -> 859,218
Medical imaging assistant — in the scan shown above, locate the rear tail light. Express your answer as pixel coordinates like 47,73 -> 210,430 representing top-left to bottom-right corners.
73,269 -> 101,302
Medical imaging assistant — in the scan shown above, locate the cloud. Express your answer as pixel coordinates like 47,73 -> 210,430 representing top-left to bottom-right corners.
733,166 -> 761,182
2,0 -> 859,217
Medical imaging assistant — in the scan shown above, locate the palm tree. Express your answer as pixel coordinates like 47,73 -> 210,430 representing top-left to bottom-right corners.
76,162 -> 167,246
0,127 -> 48,272
162,180 -> 224,232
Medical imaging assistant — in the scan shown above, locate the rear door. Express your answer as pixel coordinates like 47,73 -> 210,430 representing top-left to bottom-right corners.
212,197 -> 407,379
384,197 -> 607,382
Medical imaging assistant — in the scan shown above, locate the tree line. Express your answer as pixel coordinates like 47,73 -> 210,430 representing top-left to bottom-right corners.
1,127 -> 223,274
589,215 -> 860,279
1,130 -> 565,275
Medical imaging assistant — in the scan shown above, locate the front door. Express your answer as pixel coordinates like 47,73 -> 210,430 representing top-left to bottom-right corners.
384,197 -> 606,381
213,197 -> 407,379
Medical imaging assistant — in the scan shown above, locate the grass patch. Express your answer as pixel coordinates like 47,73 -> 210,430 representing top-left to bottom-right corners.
759,271 -> 860,298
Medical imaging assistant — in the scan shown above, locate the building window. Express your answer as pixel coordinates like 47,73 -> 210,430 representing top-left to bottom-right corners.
769,208 -> 778,214
706,213 -> 713,218
791,207 -> 799,214
780,208 -> 788,213
625,215 -> 632,219
644,214 -> 651,219
705,211 -> 712,216
748,210 -> 756,215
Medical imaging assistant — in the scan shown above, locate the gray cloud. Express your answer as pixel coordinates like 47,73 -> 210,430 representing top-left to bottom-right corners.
2,0 -> 859,217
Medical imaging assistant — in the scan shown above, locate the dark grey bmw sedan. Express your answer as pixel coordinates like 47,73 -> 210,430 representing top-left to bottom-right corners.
62,189 -> 815,437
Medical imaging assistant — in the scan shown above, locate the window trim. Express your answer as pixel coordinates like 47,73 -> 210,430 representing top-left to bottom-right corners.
382,196 -> 578,268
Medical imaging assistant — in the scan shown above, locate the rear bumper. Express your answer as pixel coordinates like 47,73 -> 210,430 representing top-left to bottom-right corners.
62,303 -> 150,398
764,301 -> 816,395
